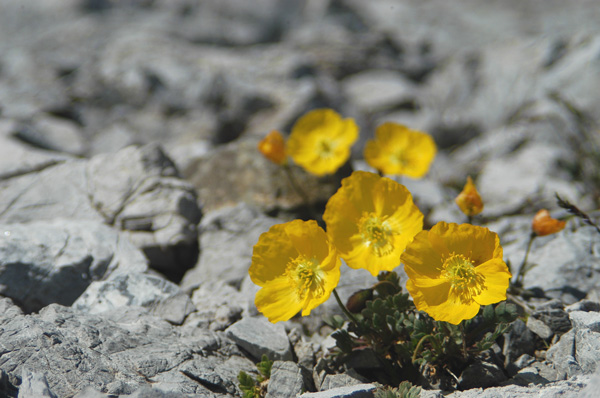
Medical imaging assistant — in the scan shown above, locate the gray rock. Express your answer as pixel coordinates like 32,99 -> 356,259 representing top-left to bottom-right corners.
16,115 -> 86,156
476,143 -> 577,217
342,70 -> 416,112
225,317 -> 292,361
0,219 -> 147,312
127,386 -> 197,398
299,383 -> 376,398
0,48 -> 69,119
183,136 -> 345,214
177,355 -> 251,396
568,311 -> 600,332
580,371 -> 600,398
18,369 -> 57,398
73,273 -> 195,325
565,300 -> 600,313
503,226 -> 600,299
444,375 -> 589,397
509,361 -> 560,386
0,119 -> 72,180
510,354 -> 536,374
0,301 -> 248,398
320,373 -> 366,391
180,203 -> 282,290
503,319 -> 537,372
266,361 -> 314,398
547,308 -> 600,378
72,387 -> 108,398
572,329 -> 600,375
288,328 -> 318,370
86,144 -> 201,276
458,359 -> 507,390
527,317 -> 554,340
0,144 -> 201,277
546,330 -> 581,378
184,281 -> 244,331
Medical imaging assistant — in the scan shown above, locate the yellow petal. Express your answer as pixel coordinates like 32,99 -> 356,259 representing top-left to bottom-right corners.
473,259 -> 512,305
324,171 -> 423,276
250,224 -> 298,286
287,108 -> 358,176
407,279 -> 480,325
249,219 -> 342,323
428,222 -> 500,266
255,276 -> 301,323
364,123 -> 436,178
403,221 -> 508,324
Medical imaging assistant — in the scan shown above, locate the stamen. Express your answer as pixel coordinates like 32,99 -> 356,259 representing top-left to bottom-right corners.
286,256 -> 325,300
358,212 -> 395,257
441,253 -> 485,304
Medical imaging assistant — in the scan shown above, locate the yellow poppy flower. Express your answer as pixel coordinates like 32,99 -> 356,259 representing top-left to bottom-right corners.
323,171 -> 424,276
249,219 -> 341,323
401,222 -> 511,325
286,109 -> 358,176
364,123 -> 436,178
455,176 -> 484,217
258,130 -> 287,165
532,209 -> 566,236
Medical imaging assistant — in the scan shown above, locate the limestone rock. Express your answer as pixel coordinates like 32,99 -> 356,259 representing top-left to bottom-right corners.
73,273 -> 195,325
225,317 -> 293,361
180,203 -> 282,290
0,219 -> 147,312
0,301 -> 252,398
183,135 -> 346,214
299,383 -> 376,398
17,369 -> 57,398
0,144 -> 201,278
266,361 -> 314,398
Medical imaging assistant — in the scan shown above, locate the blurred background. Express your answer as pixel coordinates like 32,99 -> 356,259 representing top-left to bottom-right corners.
2,0 -> 600,218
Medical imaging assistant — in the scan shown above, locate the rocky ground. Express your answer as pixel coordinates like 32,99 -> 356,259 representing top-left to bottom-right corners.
2,1 -> 600,397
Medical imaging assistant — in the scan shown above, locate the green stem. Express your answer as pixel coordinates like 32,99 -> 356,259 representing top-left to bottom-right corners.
515,232 -> 536,287
460,322 -> 467,358
467,215 -> 473,225
412,334 -> 435,363
333,289 -> 360,325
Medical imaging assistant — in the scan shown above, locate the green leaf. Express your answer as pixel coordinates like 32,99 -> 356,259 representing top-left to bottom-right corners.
332,329 -> 354,353
482,305 -> 494,323
238,371 -> 259,398
256,354 -> 273,380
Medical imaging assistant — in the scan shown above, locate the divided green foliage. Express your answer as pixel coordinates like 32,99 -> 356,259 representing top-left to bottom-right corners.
237,371 -> 260,398
329,271 -> 519,388
256,354 -> 273,381
237,355 -> 273,398
374,381 -> 422,398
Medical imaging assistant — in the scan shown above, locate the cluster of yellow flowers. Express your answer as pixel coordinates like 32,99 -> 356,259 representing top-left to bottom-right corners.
252,108 -> 512,326
258,108 -> 437,178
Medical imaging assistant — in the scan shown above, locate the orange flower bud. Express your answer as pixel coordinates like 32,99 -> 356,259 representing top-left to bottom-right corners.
455,176 -> 484,217
532,209 -> 566,236
258,130 -> 287,165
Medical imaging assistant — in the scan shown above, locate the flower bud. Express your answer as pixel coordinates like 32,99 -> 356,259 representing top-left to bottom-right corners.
345,288 -> 373,313
455,176 -> 484,217
258,130 -> 287,165
532,209 -> 566,236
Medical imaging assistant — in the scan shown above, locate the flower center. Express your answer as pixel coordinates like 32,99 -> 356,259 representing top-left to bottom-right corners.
441,253 -> 485,304
392,151 -> 410,167
286,256 -> 325,300
359,212 -> 395,257
318,139 -> 336,158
